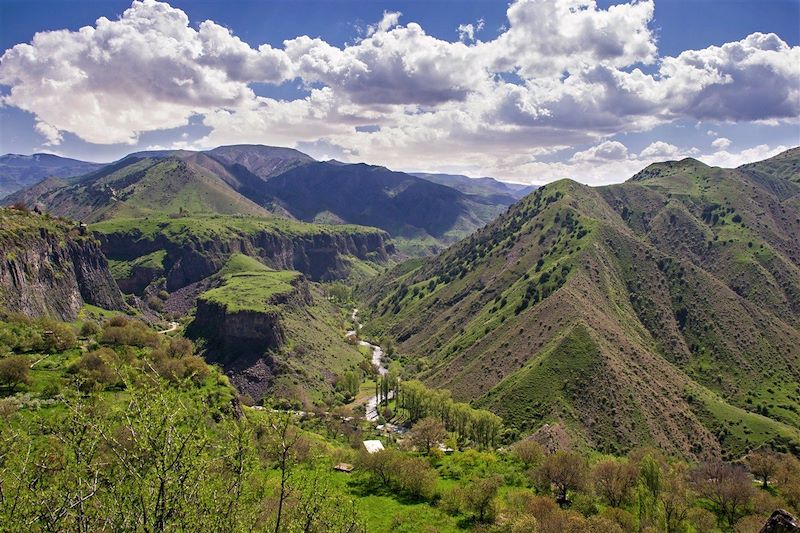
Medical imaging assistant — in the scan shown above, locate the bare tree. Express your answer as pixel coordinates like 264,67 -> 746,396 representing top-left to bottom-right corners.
408,417 -> 447,455
592,458 -> 637,507
534,451 -> 588,506
745,449 -> 779,489
691,461 -> 754,529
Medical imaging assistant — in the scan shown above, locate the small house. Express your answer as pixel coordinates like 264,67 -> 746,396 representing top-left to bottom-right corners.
362,440 -> 384,454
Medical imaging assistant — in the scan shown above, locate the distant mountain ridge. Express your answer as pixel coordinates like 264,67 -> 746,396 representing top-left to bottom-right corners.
4,145 -> 516,254
411,172 -> 536,205
360,148 -> 800,459
0,153 -> 104,199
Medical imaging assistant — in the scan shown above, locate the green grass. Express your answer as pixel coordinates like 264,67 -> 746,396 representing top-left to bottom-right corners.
107,249 -> 167,279
479,325 -> 601,433
691,386 -> 800,457
91,214 -> 385,245
200,270 -> 301,314
218,253 -> 271,276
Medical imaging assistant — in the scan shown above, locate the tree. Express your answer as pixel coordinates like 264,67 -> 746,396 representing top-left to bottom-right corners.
535,451 -> 588,506
691,461 -> 754,529
661,464 -> 693,533
592,458 -> 637,507
38,319 -> 77,353
394,456 -> 437,500
409,417 -> 447,455
284,466 -> 365,532
461,474 -> 502,523
511,439 -> 544,469
257,411 -> 309,533
636,454 -> 663,530
357,448 -> 402,487
0,355 -> 30,390
746,449 -> 779,489
776,454 -> 800,512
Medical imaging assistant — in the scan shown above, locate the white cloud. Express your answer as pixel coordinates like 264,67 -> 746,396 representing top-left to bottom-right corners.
367,11 -> 402,36
703,143 -> 790,168
34,120 -> 63,145
639,141 -> 682,160
711,137 -> 732,150
0,0 -> 291,144
570,140 -> 629,163
0,0 -> 797,184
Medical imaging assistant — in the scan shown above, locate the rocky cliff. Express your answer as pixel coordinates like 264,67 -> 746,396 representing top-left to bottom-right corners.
92,215 -> 393,294
0,208 -> 125,320
187,260 -> 363,403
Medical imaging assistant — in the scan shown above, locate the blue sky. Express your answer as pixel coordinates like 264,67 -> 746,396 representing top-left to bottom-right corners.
0,0 -> 798,184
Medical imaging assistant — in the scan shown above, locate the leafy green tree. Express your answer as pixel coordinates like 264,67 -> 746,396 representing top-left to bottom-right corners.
461,474 -> 502,523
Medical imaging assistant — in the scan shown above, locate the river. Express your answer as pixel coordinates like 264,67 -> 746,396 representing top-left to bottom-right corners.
347,308 -> 390,421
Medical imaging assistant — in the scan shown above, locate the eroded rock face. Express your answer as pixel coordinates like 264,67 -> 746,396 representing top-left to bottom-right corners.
759,510 -> 800,533
0,220 -> 125,320
187,276 -> 312,401
98,228 -> 393,291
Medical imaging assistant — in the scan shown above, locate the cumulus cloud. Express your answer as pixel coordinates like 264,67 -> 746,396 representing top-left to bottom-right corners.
659,32 -> 800,122
711,137 -> 732,150
570,140 -> 629,163
0,0 -> 797,183
0,0 -> 291,144
34,120 -> 63,145
703,143 -> 790,168
639,141 -> 682,160
367,11 -> 402,36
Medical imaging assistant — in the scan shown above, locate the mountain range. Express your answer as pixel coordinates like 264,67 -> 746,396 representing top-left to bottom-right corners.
361,147 -> 800,460
0,153 -> 104,198
2,145 -> 519,254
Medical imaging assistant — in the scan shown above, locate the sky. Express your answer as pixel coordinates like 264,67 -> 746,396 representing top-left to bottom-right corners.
0,0 -> 798,185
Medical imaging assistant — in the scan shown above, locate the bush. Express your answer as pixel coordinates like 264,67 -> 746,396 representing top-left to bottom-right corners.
147,296 -> 164,312
0,355 -> 31,390
70,348 -> 116,391
80,321 -> 101,338
102,319 -> 159,348
37,319 -> 77,353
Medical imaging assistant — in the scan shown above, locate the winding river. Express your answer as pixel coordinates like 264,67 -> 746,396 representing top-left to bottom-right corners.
346,308 -> 388,421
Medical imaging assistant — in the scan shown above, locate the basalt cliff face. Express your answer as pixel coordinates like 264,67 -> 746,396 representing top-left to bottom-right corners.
187,270 -> 356,402
190,275 -> 311,361
92,216 -> 393,295
0,209 -> 125,320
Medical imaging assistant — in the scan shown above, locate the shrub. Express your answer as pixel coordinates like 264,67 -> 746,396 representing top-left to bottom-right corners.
37,319 -> 77,352
80,321 -> 101,338
511,439 -> 544,469
0,355 -> 31,390
147,296 -> 164,312
70,348 -> 116,391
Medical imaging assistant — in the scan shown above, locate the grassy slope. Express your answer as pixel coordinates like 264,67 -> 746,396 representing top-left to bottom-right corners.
6,157 -> 274,223
91,213 -> 385,242
360,150 -> 800,459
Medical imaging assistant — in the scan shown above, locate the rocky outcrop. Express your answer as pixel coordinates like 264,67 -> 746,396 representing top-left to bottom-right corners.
759,510 -> 800,533
97,226 -> 393,291
187,274 -> 312,400
0,210 -> 125,320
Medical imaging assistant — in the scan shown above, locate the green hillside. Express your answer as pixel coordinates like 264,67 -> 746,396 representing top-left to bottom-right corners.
4,156 -> 273,222
361,149 -> 800,460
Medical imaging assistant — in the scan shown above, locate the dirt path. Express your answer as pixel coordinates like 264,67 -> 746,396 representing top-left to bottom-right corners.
158,321 -> 179,334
